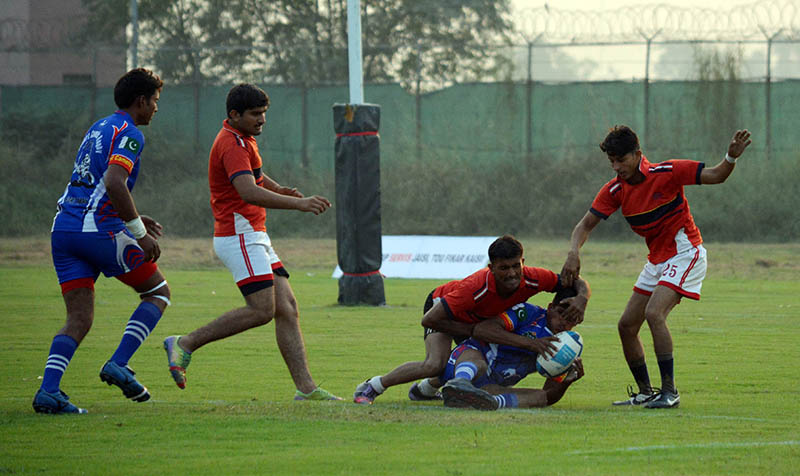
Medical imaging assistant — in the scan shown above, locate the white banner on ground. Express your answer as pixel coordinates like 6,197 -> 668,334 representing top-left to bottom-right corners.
332,235 -> 496,280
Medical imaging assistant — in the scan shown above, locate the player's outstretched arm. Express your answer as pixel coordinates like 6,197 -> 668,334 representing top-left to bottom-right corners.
260,173 -> 304,198
472,319 -> 558,358
561,212 -> 601,287
701,129 -> 752,185
233,173 -> 331,214
542,357 -> 584,406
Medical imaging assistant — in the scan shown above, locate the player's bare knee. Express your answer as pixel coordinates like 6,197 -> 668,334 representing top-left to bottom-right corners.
618,317 -> 641,337
274,300 -> 299,322
139,280 -> 171,309
63,314 -> 93,339
643,308 -> 667,326
249,305 -> 275,326
420,357 -> 447,376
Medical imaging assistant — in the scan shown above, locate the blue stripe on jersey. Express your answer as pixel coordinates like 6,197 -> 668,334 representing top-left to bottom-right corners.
52,111 -> 145,233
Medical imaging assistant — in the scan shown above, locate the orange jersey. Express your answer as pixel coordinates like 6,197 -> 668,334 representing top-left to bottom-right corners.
433,266 -> 560,324
590,155 -> 704,264
208,120 -> 267,236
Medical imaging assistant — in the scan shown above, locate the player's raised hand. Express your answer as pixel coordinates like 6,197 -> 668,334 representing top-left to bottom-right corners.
727,129 -> 752,159
297,195 -> 332,215
560,252 -> 581,288
141,215 -> 163,239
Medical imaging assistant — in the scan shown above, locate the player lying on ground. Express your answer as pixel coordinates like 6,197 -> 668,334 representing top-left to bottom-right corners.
163,83 -> 340,401
354,235 -> 590,404
561,125 -> 751,409
433,289 -> 584,410
34,68 -> 170,414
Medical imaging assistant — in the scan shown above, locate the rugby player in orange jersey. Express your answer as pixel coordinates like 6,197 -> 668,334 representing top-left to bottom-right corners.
561,125 -> 751,409
354,234 -> 591,404
163,83 -> 340,401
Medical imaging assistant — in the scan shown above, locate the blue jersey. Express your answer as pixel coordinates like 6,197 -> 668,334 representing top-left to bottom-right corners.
482,302 -> 554,386
52,110 -> 145,233
442,302 -> 555,387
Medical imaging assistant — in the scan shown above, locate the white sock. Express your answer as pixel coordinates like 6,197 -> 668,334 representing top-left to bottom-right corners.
417,378 -> 439,397
369,376 -> 385,394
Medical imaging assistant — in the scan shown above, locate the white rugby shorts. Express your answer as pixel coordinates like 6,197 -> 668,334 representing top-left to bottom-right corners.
633,244 -> 707,300
213,231 -> 283,286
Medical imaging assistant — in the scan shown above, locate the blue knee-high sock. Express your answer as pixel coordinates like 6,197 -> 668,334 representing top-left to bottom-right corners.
494,393 -> 519,409
454,362 -> 478,381
110,301 -> 162,366
41,334 -> 79,393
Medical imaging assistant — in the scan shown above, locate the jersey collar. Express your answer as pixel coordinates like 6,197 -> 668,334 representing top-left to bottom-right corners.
114,110 -> 135,124
222,119 -> 254,141
638,154 -> 652,176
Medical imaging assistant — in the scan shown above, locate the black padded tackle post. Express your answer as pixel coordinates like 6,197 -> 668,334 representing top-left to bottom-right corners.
333,103 -> 385,306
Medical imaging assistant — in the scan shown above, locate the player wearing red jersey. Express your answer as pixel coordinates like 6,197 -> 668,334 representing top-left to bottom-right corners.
353,235 -> 591,404
163,83 -> 340,401
561,125 -> 751,409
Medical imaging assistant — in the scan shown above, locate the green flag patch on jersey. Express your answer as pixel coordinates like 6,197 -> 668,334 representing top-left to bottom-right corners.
120,136 -> 140,153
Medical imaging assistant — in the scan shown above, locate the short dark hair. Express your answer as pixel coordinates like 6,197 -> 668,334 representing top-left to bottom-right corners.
552,285 -> 578,306
114,68 -> 163,109
488,234 -> 523,262
226,83 -> 270,118
600,125 -> 640,157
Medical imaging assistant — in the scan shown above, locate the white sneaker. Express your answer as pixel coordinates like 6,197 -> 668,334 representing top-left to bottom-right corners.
612,385 -> 657,406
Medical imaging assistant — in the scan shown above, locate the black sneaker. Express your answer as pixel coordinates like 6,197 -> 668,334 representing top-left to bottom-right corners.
408,382 -> 442,401
441,378 -> 498,411
644,389 -> 680,409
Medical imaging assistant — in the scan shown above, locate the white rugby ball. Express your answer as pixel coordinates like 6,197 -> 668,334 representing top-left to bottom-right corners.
536,331 -> 583,378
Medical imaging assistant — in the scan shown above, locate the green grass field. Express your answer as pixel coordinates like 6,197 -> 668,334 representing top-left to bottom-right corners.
1,238 -> 798,475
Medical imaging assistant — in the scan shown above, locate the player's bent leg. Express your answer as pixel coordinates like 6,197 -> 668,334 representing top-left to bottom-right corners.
100,267 -> 170,403
181,284 -> 275,352
614,292 -> 658,404
356,332 -> 453,404
643,286 -> 681,356
617,292 -> 649,362
380,332 -> 452,388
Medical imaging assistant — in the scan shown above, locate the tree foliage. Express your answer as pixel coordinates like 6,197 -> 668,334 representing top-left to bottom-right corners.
82,0 -> 514,88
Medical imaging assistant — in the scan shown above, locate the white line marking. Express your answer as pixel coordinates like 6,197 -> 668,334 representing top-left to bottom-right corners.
568,440 -> 800,455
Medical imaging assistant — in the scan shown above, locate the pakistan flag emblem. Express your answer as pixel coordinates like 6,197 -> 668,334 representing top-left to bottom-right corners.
120,136 -> 140,153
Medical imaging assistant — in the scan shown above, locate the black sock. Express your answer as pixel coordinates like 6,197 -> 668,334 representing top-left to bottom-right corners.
656,353 -> 676,393
628,358 -> 652,394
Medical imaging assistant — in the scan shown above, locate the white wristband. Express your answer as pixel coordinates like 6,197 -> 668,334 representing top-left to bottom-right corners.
724,153 -> 737,164
125,217 -> 147,239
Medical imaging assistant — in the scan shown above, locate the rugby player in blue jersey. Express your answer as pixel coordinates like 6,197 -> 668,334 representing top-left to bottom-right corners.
433,288 -> 585,410
33,68 -> 169,414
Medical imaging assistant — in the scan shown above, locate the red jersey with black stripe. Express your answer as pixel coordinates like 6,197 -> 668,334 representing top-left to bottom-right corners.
433,266 -> 560,323
208,120 -> 267,236
590,155 -> 705,264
